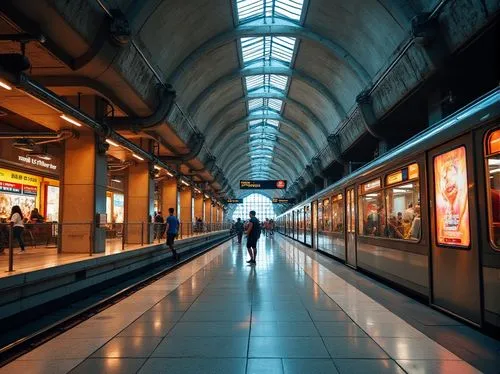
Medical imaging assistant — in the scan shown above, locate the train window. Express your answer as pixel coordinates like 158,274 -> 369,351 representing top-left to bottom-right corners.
384,182 -> 421,240
318,200 -> 323,231
331,194 -> 344,233
359,191 -> 385,236
486,129 -> 500,249
323,198 -> 331,231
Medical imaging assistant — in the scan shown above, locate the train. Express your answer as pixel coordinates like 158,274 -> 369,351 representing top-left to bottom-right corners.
276,87 -> 500,329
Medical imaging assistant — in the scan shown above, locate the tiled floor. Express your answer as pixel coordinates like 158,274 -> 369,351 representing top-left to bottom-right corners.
0,236 -> 494,373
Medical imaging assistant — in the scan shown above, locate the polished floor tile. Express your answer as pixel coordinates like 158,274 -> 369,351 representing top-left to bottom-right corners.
151,336 -> 248,357
323,337 -> 389,359
396,359 -> 482,374
0,359 -> 81,374
181,309 -> 251,322
91,336 -> 162,358
118,321 -> 175,337
252,309 -> 312,322
334,359 -> 405,374
249,337 -> 330,358
247,358 -> 284,374
374,337 -> 460,360
69,358 -> 146,374
308,310 -> 350,321
251,321 -> 319,337
315,321 -> 368,337
282,358 -> 339,374
137,358 -> 246,374
167,321 -> 250,337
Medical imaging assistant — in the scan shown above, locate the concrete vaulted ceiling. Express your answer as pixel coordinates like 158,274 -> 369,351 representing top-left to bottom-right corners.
123,0 -> 427,197
1,0 -> 435,200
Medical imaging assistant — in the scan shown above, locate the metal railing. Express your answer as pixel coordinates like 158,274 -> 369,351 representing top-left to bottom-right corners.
0,221 -> 231,273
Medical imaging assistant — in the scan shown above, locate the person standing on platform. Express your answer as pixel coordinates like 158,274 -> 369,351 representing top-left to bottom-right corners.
165,208 -> 180,261
246,210 -> 261,264
10,205 -> 25,253
234,218 -> 244,244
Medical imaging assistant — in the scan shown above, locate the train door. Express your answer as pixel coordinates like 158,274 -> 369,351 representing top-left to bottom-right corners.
427,135 -> 482,325
345,186 -> 357,268
292,211 -> 295,239
312,201 -> 318,249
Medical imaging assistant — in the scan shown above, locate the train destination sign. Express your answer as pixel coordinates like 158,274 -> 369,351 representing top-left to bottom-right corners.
226,199 -> 243,204
272,198 -> 296,204
240,180 -> 287,190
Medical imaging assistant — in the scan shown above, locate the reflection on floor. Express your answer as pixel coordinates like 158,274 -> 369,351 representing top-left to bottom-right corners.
1,236 -> 496,373
0,232 -> 216,278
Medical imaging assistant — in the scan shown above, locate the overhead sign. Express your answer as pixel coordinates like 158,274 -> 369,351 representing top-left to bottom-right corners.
272,198 -> 296,204
240,180 -> 287,190
226,199 -> 243,204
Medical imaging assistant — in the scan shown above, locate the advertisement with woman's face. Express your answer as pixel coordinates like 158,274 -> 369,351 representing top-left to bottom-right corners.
434,146 -> 470,247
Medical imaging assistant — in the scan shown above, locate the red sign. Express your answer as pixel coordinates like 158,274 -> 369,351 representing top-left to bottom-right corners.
23,185 -> 38,195
276,180 -> 286,189
0,181 -> 22,194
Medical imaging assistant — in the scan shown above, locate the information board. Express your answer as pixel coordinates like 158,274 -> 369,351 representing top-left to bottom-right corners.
240,180 -> 287,190
272,198 -> 296,204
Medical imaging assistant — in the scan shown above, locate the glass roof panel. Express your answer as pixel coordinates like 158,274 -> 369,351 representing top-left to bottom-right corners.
236,0 -> 305,23
247,98 -> 283,113
241,36 -> 296,66
244,75 -> 289,92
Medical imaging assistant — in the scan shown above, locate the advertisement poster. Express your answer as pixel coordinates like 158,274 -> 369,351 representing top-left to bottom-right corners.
46,185 -> 60,222
0,168 -> 39,220
113,193 -> 124,223
434,146 -> 470,247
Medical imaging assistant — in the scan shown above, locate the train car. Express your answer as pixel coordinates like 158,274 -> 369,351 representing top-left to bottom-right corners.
277,88 -> 500,329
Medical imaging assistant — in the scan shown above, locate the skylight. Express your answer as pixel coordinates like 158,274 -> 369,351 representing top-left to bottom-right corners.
244,75 -> 289,92
241,36 -> 296,65
236,0 -> 305,23
247,98 -> 283,112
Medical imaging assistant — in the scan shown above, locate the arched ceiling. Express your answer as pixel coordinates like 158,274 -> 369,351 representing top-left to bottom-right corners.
124,0 -> 427,197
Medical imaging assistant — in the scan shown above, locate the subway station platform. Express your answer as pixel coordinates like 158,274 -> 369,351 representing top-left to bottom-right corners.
1,236 -> 498,374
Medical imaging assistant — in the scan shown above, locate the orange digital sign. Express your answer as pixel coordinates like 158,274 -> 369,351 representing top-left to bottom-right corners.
434,146 -> 470,247
361,179 -> 381,194
488,130 -> 500,155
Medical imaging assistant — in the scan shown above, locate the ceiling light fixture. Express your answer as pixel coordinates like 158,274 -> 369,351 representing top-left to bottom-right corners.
111,178 -> 121,183
181,180 -> 189,186
60,114 -> 82,127
0,80 -> 12,90
105,138 -> 119,147
132,153 -> 144,161
154,165 -> 161,171
166,171 -> 173,177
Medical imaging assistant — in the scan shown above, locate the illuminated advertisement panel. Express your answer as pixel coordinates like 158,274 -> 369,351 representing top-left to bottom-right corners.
434,146 -> 470,247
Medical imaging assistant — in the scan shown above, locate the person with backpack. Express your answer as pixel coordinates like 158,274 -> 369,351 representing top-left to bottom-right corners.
165,207 -> 180,261
245,210 -> 260,264
234,217 -> 244,244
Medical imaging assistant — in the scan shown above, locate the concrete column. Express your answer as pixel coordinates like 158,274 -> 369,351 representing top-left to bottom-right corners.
126,162 -> 154,245
161,177 -> 178,219
211,202 -> 217,227
60,95 -> 107,253
60,132 -> 107,253
204,198 -> 211,224
194,193 -> 204,221
179,187 -> 193,236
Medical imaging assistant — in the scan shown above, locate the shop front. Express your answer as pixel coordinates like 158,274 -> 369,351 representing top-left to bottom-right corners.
0,141 -> 60,224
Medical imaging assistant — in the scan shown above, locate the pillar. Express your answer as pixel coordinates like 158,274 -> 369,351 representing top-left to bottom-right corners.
161,177 -> 178,219
60,95 -> 107,253
179,187 -> 193,236
60,132 -> 107,253
194,193 -> 204,221
211,201 -> 217,228
204,197 -> 211,224
126,162 -> 154,244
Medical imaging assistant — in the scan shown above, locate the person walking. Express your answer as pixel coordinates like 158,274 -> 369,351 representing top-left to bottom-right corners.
246,210 -> 261,264
154,211 -> 165,240
165,208 -> 180,261
234,218 -> 244,244
10,205 -> 25,253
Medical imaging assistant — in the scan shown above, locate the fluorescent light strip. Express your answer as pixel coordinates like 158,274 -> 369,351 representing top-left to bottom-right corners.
132,153 -> 144,161
0,80 -> 12,90
181,180 -> 189,186
105,138 -> 119,147
111,179 -> 122,183
154,165 -> 161,170
60,114 -> 83,127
